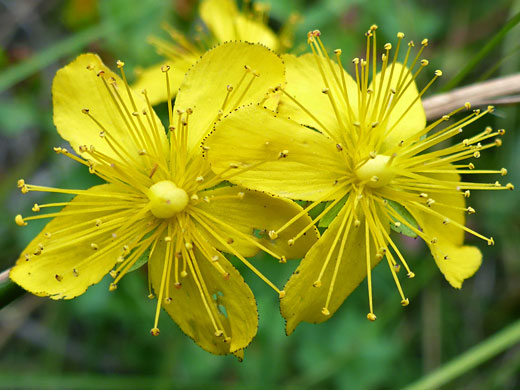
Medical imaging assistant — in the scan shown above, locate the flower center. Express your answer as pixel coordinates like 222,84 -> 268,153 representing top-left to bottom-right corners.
148,180 -> 189,218
355,154 -> 395,188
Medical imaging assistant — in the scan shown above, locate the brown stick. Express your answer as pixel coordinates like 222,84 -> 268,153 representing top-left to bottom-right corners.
0,268 -> 10,283
422,73 -> 520,120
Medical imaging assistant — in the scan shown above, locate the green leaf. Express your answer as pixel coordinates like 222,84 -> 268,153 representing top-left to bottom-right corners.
128,248 -> 150,273
386,199 -> 419,238
318,194 -> 349,228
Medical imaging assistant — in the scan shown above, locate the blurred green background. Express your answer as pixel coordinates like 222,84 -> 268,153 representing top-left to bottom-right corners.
1,0 -> 519,389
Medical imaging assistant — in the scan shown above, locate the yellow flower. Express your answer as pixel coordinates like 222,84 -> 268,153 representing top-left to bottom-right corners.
204,27 -> 513,334
133,0 -> 300,104
10,42 -> 317,356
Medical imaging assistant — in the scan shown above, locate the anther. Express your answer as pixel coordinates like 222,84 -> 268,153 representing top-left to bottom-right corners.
109,283 -> 117,291
278,150 -> 289,158
44,232 -> 51,238
287,239 -> 294,246
426,198 -> 435,207
227,238 -> 234,244
397,32 -> 404,38
367,313 -> 377,321
498,129 -> 505,135
334,49 -> 342,55
174,282 -> 182,289
321,88 -> 329,94
190,194 -> 199,201
269,230 -> 279,240
90,243 -> 99,250
313,280 -> 322,288
164,297 -> 172,304
279,290 -> 286,299
407,272 -> 415,278
223,272 -> 230,280
195,176 -> 204,183
420,59 -> 429,66
495,139 -> 503,147
384,43 -> 392,50
435,70 -> 443,77
394,221 -> 401,228
443,218 -> 450,225
321,307 -> 330,316
442,115 -> 450,121
336,144 -> 343,151
465,102 -> 471,110
161,65 -> 170,72
237,192 -> 245,200
421,38 -> 429,46
419,193 -> 428,198
467,207 -> 476,214
279,256 -> 287,264
214,330 -> 224,337
506,183 -> 514,190
109,270 -> 117,278
150,328 -> 160,336
55,274 -> 63,282
73,269 -> 79,277
469,163 -> 475,169
473,151 -> 481,158
354,220 -> 361,228
148,293 -> 154,299
487,237 -> 495,246
408,41 -> 415,47
464,190 -> 471,198
401,298 -> 410,306
180,270 -> 188,278
15,215 -> 27,226
184,242 -> 193,250
211,255 -> 219,262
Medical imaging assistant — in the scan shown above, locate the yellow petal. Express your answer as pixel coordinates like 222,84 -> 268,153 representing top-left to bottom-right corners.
132,59 -> 197,105
200,0 -> 278,50
206,105 -> 345,200
149,235 -> 258,355
10,185 -> 124,299
173,42 -> 284,153
369,63 -> 426,151
281,207 -> 381,335
194,186 -> 319,258
278,53 -> 358,140
409,168 -> 482,288
53,53 -> 167,162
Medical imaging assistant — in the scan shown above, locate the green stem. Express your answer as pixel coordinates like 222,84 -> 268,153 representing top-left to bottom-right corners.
403,318 -> 520,390
0,268 -> 26,308
441,10 -> 520,91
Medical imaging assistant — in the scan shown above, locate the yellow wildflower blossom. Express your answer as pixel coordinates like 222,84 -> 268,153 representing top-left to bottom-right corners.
134,0 -> 300,104
10,42 -> 317,355
204,27 -> 513,334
